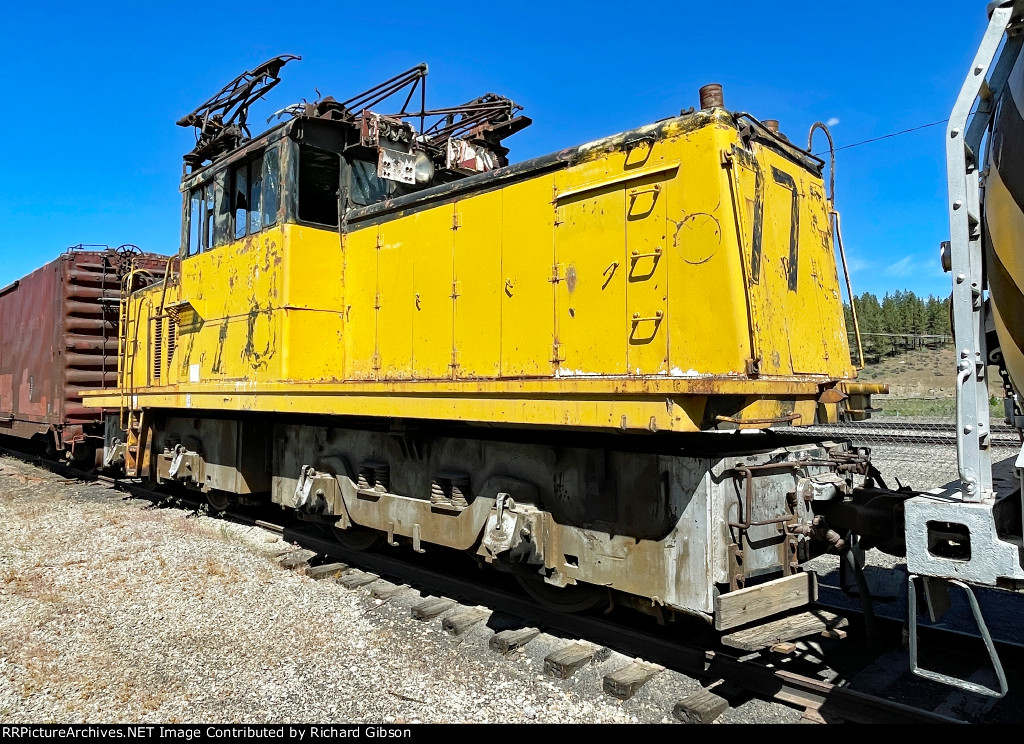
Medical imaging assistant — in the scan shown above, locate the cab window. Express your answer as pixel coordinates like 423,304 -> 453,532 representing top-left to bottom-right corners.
188,190 -> 202,256
186,148 -> 281,257
350,159 -> 390,207
212,171 -> 231,248
233,161 -> 250,239
232,156 -> 261,238
185,181 -> 216,257
184,173 -> 229,257
262,146 -> 280,229
229,148 -> 281,237
298,145 -> 340,226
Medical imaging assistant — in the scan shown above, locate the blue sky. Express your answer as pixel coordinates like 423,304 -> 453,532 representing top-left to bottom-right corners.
0,1 -> 994,301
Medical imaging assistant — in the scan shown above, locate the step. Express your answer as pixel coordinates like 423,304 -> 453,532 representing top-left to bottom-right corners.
720,609 -> 848,652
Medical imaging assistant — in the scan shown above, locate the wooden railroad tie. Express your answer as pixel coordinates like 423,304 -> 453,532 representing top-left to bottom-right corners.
306,562 -> 348,580
370,581 -> 411,600
337,570 -> 379,590
673,687 -> 731,724
441,607 -> 490,636
603,660 -> 664,700
799,708 -> 828,724
544,642 -> 598,679
278,549 -> 317,570
411,597 -> 455,620
489,627 -> 540,654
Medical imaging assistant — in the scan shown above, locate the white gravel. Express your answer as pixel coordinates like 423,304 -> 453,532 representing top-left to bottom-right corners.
0,455 -> 802,725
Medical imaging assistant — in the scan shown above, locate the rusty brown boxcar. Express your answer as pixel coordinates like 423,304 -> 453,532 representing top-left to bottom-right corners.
0,246 -> 171,464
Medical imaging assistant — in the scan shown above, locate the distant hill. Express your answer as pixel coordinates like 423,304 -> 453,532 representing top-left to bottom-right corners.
841,290 -> 1012,418
855,344 -> 1004,419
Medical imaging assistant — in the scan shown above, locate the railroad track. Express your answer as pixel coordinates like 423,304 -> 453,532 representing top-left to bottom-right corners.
4,442 -> 1019,720
3,442 -> 1010,724
280,526 -> 972,724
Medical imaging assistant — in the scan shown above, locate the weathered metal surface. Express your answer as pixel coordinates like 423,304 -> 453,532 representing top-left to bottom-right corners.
699,83 -> 724,110
255,421 -> 850,622
92,106 -> 883,433
177,55 -> 301,171
0,247 -> 169,451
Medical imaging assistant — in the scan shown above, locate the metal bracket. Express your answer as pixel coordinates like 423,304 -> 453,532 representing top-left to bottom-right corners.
907,574 -> 1007,698
103,439 -> 126,469
481,493 -> 518,558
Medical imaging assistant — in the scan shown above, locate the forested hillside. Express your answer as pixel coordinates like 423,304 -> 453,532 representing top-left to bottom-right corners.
844,291 -> 951,363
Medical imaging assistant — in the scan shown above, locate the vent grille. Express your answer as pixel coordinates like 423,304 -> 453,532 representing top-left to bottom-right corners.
167,319 -> 176,369
152,316 -> 163,382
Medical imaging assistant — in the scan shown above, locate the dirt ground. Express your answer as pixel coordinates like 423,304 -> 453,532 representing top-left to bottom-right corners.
854,345 -> 1002,401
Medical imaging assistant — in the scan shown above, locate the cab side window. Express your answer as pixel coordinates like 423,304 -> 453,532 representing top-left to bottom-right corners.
233,162 -> 250,240
233,152 -> 281,237
186,147 -> 281,257
212,170 -> 231,249
262,146 -> 279,229
298,145 -> 340,226
185,180 -> 224,256
188,189 -> 203,257
350,159 -> 390,207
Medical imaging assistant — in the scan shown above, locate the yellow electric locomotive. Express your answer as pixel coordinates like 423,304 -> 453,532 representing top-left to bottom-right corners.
86,58 -> 883,629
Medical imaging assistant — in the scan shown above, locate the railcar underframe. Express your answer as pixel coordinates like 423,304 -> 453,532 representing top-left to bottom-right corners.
112,408 -> 877,629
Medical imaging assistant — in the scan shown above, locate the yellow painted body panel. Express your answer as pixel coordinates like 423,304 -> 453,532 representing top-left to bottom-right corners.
499,176 -> 555,377
555,181 -> 628,375
980,166 -> 1024,402
343,226 -> 379,381
454,190 -> 503,378
99,111 -> 864,433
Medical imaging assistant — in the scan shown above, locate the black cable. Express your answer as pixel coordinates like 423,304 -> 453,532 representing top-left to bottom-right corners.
814,118 -> 950,156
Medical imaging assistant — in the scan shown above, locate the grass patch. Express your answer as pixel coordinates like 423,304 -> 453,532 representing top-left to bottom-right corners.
877,396 -> 1005,419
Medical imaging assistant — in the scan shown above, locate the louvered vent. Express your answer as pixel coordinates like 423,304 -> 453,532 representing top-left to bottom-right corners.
166,319 -> 176,370
152,316 -> 163,382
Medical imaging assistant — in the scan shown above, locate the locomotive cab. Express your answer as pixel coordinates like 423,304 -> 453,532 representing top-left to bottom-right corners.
180,118 -> 397,260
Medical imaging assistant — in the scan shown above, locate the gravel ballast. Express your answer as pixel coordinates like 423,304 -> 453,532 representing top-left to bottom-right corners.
0,455 -> 807,724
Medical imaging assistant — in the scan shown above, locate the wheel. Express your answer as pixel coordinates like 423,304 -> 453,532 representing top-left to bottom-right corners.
514,573 -> 607,613
115,243 -> 141,262
330,524 -> 385,551
206,492 -> 232,512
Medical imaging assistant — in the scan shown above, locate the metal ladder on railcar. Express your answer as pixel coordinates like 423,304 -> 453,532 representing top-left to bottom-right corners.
902,0 -> 1024,699
117,262 -> 146,478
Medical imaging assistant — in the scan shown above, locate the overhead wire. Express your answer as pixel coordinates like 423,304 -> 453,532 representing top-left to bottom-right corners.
814,118 -> 950,156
